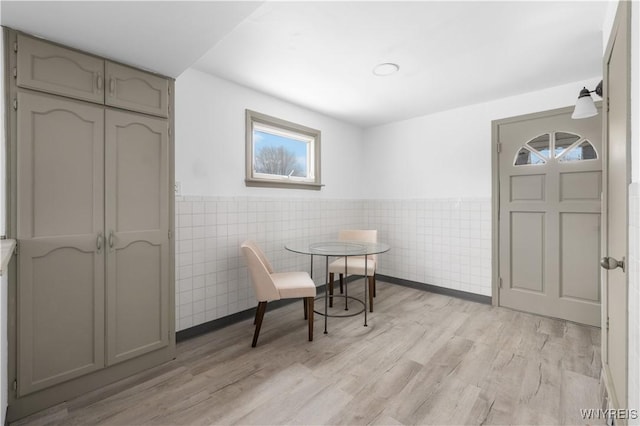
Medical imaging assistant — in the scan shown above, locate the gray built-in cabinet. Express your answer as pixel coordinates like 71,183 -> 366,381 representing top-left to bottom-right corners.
4,30 -> 175,420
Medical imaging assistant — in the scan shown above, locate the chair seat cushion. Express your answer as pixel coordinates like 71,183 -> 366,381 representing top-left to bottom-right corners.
328,257 -> 376,276
272,272 -> 317,299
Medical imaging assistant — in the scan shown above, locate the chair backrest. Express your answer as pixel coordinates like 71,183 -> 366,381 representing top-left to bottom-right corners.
338,229 -> 378,262
241,241 -> 280,302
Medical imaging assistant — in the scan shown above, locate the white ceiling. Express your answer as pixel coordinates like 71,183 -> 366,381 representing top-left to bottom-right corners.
1,1 -> 608,128
0,1 -> 262,77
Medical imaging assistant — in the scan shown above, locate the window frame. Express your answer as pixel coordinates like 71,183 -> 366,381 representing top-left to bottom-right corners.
245,109 -> 322,190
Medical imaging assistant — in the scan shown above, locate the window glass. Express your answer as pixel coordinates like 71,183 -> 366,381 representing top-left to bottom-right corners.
526,134 -> 551,158
554,132 -> 581,158
515,147 -> 546,166
253,125 -> 311,178
558,140 -> 598,162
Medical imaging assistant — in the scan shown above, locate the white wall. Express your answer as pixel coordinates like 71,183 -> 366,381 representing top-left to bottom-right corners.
175,68 -> 364,199
362,78 -> 602,199
603,0 -> 619,55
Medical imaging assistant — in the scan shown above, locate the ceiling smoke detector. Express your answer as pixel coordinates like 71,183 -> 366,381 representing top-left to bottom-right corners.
373,63 -> 399,76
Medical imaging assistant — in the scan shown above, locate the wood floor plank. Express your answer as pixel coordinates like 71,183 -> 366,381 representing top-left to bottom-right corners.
326,393 -> 388,425
413,378 -> 482,425
11,281 -> 603,426
289,380 -> 353,425
385,335 -> 475,424
560,369 -> 604,425
463,388 -> 497,426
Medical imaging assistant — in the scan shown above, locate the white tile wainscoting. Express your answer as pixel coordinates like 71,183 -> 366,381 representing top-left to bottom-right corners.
175,196 -> 492,332
365,198 -> 492,297
174,196 -> 365,331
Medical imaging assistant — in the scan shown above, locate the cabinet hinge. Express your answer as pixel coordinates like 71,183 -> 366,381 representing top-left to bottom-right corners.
13,67 -> 17,78
607,97 -> 610,112
497,143 -> 502,153
606,317 -> 609,331
13,41 -> 17,52
499,277 -> 503,288
14,242 -> 19,255
13,98 -> 18,111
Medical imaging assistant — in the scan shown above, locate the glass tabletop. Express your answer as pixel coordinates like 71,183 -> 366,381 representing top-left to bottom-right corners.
285,239 -> 390,256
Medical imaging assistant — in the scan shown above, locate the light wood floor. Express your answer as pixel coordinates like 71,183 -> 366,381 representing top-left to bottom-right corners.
13,281 -> 604,426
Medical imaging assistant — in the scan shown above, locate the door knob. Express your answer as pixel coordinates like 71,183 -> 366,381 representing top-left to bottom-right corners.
600,256 -> 625,272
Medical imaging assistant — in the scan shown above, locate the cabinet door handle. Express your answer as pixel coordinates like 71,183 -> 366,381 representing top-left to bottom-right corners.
97,73 -> 103,90
97,233 -> 103,252
108,231 -> 114,249
109,78 -> 115,95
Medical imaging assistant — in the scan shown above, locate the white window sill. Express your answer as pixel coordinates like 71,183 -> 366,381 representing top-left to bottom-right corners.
245,178 -> 324,190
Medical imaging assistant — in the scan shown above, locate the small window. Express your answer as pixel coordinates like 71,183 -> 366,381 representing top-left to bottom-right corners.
245,110 -> 322,190
514,131 -> 598,166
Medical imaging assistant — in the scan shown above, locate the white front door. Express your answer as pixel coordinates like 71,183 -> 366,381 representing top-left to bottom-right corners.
496,107 -> 602,326
601,0 -> 630,411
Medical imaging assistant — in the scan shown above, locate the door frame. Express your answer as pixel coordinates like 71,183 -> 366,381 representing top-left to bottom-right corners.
490,104 -> 599,306
601,0 -> 631,412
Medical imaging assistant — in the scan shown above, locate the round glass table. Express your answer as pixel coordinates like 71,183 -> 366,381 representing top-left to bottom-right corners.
285,239 -> 390,334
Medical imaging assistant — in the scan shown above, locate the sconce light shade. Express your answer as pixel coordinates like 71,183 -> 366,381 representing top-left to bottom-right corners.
572,88 -> 598,119
571,81 -> 602,119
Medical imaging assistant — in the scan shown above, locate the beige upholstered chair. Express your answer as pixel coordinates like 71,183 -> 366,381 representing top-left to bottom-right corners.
241,241 -> 316,347
328,230 -> 378,312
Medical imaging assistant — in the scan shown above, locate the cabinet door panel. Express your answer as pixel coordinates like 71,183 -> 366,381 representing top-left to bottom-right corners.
106,62 -> 168,118
105,110 -> 169,365
112,241 -> 164,359
17,34 -> 104,104
17,92 -> 105,395
113,121 -> 162,231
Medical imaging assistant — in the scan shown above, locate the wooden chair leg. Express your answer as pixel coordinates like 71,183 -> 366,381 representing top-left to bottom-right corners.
329,273 -> 334,307
303,298 -> 308,320
307,297 -> 314,341
339,274 -> 344,293
253,303 -> 260,325
368,276 -> 374,312
252,301 -> 267,347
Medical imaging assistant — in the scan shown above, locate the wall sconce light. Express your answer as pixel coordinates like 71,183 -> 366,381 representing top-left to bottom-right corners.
571,80 -> 603,119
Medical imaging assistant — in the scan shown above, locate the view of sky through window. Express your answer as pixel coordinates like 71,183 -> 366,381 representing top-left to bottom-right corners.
253,130 -> 309,177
